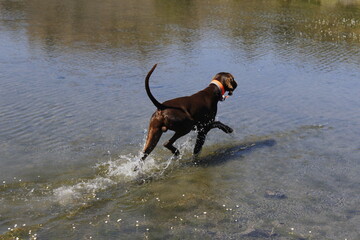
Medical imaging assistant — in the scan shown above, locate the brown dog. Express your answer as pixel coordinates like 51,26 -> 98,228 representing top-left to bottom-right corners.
140,64 -> 237,164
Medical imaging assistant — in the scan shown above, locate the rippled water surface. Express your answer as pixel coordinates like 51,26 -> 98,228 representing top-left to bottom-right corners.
1,0 -> 360,239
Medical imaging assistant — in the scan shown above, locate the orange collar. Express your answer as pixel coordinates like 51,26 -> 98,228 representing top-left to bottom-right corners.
210,80 -> 225,96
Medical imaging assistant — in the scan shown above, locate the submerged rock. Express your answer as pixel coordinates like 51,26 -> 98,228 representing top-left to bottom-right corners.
264,190 -> 287,199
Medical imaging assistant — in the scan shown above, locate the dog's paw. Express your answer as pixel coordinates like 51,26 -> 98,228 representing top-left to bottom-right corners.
174,149 -> 180,156
223,126 -> 233,134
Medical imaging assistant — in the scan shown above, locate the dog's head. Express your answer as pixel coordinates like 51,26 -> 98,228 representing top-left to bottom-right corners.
213,72 -> 237,96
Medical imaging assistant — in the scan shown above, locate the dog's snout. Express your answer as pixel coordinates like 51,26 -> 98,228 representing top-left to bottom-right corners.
232,79 -> 237,89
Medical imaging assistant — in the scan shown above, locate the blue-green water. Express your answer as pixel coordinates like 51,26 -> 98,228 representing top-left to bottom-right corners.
1,0 -> 360,239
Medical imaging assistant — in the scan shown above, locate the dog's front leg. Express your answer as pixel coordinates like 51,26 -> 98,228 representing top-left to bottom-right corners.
211,121 -> 233,134
193,129 -> 209,156
193,121 -> 232,157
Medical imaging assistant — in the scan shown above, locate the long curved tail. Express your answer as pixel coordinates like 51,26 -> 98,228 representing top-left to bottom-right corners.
145,64 -> 166,110
145,64 -> 188,114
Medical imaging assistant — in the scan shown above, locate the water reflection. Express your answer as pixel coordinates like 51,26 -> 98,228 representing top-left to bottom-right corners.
1,0 -> 360,52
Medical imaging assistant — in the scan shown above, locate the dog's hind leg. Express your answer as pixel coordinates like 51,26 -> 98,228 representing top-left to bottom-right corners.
141,127 -> 163,161
164,131 -> 188,156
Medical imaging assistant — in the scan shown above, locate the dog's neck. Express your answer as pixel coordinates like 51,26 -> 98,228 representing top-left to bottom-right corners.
210,80 -> 227,101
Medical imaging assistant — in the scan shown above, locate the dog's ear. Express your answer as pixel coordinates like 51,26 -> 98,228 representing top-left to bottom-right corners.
222,74 -> 237,96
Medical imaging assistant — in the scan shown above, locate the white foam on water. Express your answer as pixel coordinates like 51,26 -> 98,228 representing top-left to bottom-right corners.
52,133 -> 196,205
106,153 -> 160,177
51,152 -> 168,205
102,134 -> 196,179
53,177 -> 114,205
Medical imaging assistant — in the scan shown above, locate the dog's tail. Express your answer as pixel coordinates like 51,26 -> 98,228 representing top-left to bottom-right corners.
145,64 -> 193,120
145,64 -> 167,110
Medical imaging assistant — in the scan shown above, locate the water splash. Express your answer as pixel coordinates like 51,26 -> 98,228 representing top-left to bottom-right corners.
52,177 -> 114,205
102,153 -> 159,179
52,134 -> 196,205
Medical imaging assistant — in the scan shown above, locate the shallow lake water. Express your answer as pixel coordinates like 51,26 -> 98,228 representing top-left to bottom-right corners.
1,0 -> 360,239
